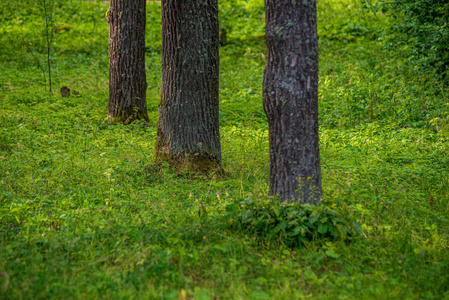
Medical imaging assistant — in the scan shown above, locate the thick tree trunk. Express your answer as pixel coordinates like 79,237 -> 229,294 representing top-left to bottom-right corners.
263,0 -> 322,203
155,0 -> 221,171
107,0 -> 149,124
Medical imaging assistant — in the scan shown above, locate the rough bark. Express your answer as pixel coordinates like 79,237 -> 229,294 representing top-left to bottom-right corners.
155,0 -> 221,171
263,0 -> 322,203
107,0 -> 149,124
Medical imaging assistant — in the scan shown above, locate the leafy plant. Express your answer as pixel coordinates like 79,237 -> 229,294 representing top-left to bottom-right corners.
225,195 -> 362,246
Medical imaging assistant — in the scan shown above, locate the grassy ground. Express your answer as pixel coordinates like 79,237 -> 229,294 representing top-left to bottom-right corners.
1,0 -> 449,299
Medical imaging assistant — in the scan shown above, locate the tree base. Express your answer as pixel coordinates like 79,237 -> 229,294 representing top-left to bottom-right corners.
108,107 -> 149,125
154,152 -> 222,175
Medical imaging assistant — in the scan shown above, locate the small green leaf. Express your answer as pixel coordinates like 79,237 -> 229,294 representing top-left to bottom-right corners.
325,249 -> 340,259
318,223 -> 328,234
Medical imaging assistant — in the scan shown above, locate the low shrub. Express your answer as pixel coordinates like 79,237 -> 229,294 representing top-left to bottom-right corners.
225,195 -> 362,247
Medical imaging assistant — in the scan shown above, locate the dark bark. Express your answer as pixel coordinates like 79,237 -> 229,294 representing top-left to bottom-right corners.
107,0 -> 149,124
263,0 -> 322,203
155,0 -> 221,171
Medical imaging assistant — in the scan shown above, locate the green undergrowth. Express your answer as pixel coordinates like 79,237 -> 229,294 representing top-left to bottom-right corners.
226,195 -> 362,247
1,0 -> 449,299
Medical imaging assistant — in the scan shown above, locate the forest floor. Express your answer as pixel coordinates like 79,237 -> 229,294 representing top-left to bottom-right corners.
1,0 -> 448,299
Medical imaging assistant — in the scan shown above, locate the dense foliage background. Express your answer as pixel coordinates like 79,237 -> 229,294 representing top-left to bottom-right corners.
0,0 -> 448,298
362,0 -> 449,79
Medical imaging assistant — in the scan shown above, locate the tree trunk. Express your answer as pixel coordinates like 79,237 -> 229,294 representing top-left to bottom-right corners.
107,0 -> 149,124
155,0 -> 221,171
263,0 -> 322,203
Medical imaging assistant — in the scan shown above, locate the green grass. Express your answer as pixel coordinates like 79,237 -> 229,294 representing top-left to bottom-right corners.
1,0 -> 449,299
